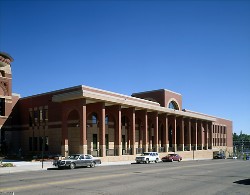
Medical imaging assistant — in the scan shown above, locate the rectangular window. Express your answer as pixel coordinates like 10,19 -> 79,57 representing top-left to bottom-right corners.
45,136 -> 49,151
122,135 -> 126,149
39,109 -> 43,123
105,134 -> 109,150
29,137 -> 33,151
43,109 -> 48,121
39,136 -> 49,151
39,137 -> 43,151
93,134 -> 97,150
0,98 -> 5,116
29,110 -> 33,127
33,137 -> 38,151
34,110 -> 38,126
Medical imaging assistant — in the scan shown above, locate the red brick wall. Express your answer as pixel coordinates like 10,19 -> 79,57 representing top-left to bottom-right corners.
164,91 -> 182,110
132,89 -> 182,110
132,90 -> 165,107
216,118 -> 233,147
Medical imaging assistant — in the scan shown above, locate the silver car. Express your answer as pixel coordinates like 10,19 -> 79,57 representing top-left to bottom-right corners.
54,154 -> 101,169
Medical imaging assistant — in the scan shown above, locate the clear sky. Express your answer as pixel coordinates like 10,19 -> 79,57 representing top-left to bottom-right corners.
0,0 -> 249,134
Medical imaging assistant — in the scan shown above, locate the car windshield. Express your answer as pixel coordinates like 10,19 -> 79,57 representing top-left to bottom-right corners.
68,155 -> 80,159
142,153 -> 150,156
168,154 -> 175,157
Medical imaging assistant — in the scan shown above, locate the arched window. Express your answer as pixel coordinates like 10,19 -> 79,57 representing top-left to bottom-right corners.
92,113 -> 98,124
122,116 -> 126,126
168,101 -> 179,110
105,115 -> 109,125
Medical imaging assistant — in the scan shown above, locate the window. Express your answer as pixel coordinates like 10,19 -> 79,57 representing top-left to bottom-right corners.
29,110 -> 33,127
29,137 -> 33,151
0,70 -> 5,77
45,137 -> 49,151
122,116 -> 126,126
33,137 -> 38,151
34,110 -> 38,126
39,109 -> 43,122
43,108 -> 48,121
105,115 -> 109,125
92,113 -> 97,124
39,137 -> 43,151
93,134 -> 97,149
0,98 -> 5,116
106,134 -> 109,149
39,136 -> 49,151
168,101 -> 179,110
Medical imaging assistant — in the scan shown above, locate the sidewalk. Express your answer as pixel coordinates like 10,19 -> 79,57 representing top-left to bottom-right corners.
0,158 -> 214,175
0,159 -> 134,175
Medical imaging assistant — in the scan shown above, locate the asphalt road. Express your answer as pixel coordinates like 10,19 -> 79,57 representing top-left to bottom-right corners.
0,159 -> 249,195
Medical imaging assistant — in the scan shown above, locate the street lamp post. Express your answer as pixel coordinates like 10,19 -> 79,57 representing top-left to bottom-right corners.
42,124 -> 45,169
41,109 -> 46,169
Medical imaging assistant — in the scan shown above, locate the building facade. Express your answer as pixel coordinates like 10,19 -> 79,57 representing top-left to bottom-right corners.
0,52 -> 20,155
1,52 -> 233,161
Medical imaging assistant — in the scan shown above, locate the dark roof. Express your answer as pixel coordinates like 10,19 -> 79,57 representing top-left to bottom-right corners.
0,52 -> 14,61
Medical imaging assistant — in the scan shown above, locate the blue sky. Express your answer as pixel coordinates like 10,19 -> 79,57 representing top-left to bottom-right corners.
0,0 -> 249,134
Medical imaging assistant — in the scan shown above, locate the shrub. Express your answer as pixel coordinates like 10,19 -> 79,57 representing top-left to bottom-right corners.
1,163 -> 14,167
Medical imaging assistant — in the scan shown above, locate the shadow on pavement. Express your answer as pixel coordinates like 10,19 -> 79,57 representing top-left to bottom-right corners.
233,179 -> 250,185
47,167 -> 59,170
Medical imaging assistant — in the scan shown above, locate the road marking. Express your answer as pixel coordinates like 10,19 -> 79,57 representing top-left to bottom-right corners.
0,160 -> 244,192
0,173 -> 130,192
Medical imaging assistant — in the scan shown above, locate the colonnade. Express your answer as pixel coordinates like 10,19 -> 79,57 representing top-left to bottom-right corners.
60,100 -> 213,157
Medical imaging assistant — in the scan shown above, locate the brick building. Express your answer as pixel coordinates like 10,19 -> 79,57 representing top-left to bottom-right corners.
0,52 -> 233,161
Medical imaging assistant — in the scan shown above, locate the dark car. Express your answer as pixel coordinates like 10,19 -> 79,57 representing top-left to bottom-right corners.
162,154 -> 182,162
213,153 -> 226,159
53,154 -> 101,169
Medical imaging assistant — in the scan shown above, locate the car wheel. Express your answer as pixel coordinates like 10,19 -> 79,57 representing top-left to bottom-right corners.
146,159 -> 149,164
178,159 -> 181,162
70,163 -> 76,169
90,162 -> 95,168
171,158 -> 174,162
155,158 -> 159,163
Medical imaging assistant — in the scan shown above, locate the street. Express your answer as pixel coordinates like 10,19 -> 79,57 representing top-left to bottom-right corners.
0,159 -> 249,195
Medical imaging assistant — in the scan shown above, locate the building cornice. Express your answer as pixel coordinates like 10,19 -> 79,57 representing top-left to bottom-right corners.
52,86 -> 216,122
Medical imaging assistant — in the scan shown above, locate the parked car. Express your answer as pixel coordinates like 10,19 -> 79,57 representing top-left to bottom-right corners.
53,154 -> 101,169
135,152 -> 160,164
162,154 -> 182,162
213,153 -> 226,159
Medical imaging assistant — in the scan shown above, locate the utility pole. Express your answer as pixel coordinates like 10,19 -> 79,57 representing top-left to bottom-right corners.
241,140 -> 244,159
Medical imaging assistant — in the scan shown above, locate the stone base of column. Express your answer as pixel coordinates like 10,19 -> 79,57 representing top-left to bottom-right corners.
181,144 -> 184,151
173,144 -> 177,152
115,145 -> 122,156
189,144 -> 192,151
154,144 -> 159,152
131,145 -> 136,155
163,144 -> 169,153
148,144 -> 153,152
61,145 -> 69,157
79,145 -> 88,154
143,144 -> 148,153
99,145 -> 106,157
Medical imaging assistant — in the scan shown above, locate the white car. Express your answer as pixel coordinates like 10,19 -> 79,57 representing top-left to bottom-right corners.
135,152 -> 160,164
233,156 -> 237,159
